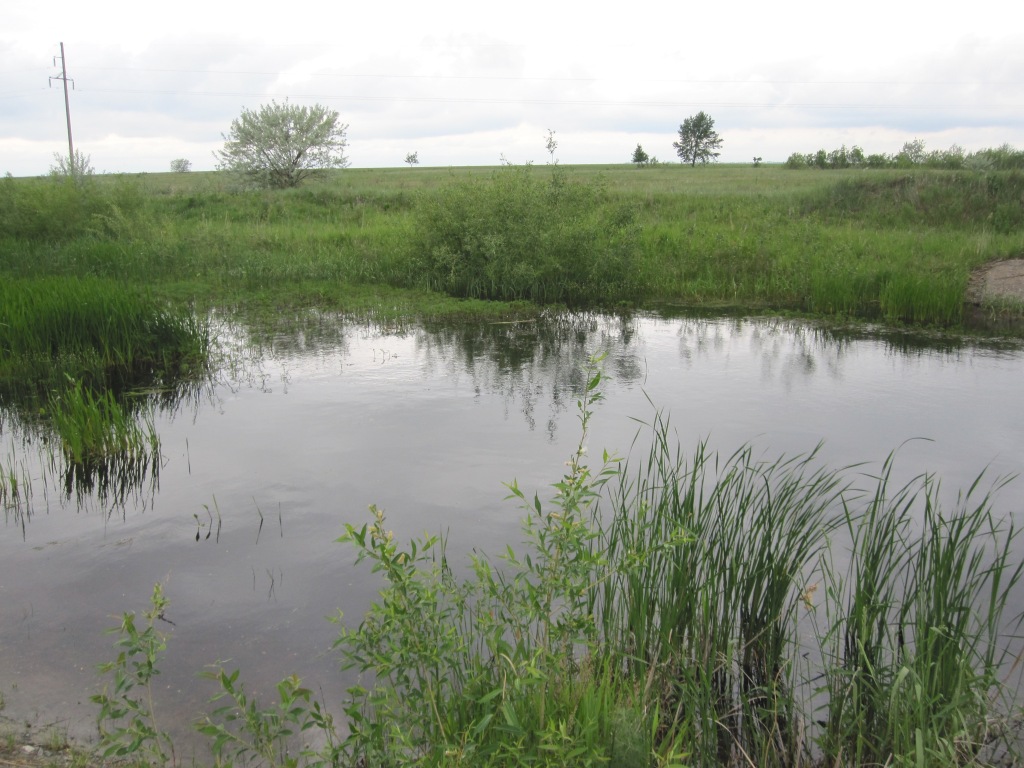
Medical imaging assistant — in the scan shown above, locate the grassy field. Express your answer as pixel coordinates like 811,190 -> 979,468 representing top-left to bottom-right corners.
1,163 -> 1022,327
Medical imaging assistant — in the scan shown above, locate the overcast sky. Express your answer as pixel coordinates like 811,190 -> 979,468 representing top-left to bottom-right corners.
2,0 -> 1022,176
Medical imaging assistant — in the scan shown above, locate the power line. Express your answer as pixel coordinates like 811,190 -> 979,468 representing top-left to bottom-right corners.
73,86 -> 1021,111
70,65 -> 1023,88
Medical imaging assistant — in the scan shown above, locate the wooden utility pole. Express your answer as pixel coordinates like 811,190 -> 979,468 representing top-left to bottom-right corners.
49,42 -> 75,170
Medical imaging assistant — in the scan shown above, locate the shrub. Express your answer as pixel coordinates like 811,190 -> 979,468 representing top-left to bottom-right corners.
967,144 -> 1024,171
410,165 -> 643,305
0,174 -> 149,243
784,152 -> 808,170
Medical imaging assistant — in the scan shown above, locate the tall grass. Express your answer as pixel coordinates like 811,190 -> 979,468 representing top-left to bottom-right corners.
45,378 -> 162,505
595,417 -> 849,766
0,276 -> 204,506
0,276 -> 209,399
802,171 -> 1024,234
2,165 -> 1022,329
820,461 -> 1022,765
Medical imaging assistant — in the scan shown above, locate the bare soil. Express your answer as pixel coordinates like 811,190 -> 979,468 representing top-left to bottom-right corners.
967,258 -> 1024,305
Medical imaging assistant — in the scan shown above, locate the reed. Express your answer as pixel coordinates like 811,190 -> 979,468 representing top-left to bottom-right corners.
595,413 -> 848,766
45,378 -> 162,506
328,376 -> 1022,766
0,276 -> 209,399
819,462 -> 1023,765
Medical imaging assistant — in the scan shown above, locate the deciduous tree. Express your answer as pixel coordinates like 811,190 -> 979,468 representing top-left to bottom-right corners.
631,144 -> 649,167
215,100 -> 349,189
49,149 -> 94,180
672,111 -> 723,167
544,129 -> 558,164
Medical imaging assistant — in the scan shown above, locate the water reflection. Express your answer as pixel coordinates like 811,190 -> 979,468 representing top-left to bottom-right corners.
415,312 -> 644,435
5,310 -> 1022,532
0,366 -> 214,530
1,307 -> 1023,750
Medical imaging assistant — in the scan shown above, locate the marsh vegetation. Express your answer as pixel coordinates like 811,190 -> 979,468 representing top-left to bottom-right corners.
2,161 -> 1022,327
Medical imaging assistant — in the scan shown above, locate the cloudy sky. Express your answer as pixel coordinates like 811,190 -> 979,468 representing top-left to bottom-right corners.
2,0 -> 1022,176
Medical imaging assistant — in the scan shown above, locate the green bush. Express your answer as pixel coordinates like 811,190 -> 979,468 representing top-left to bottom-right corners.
409,165 -> 643,305
802,171 -> 1024,232
0,174 -> 150,243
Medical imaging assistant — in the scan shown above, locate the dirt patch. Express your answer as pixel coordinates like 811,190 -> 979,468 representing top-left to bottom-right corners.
967,258 -> 1024,305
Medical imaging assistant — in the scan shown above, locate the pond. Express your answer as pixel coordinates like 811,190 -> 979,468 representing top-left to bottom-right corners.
1,311 -> 1022,750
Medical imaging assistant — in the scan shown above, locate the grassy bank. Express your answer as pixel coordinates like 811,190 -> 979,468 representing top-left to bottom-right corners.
1,164 -> 1022,328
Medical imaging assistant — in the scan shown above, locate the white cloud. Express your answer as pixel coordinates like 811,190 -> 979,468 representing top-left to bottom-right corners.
2,0 -> 1021,175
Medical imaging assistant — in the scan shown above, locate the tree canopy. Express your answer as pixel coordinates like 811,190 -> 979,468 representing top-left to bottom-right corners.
672,111 -> 723,167
215,100 -> 349,189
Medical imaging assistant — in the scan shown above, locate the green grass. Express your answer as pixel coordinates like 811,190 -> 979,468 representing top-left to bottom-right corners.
2,164 -> 1022,329
43,378 -> 161,503
0,276 -> 209,398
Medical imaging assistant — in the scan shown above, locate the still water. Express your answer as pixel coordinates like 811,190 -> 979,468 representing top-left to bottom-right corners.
1,311 -> 1022,748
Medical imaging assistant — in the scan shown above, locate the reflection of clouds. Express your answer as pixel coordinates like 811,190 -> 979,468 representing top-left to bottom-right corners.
411,312 -> 645,436
208,308 -> 648,438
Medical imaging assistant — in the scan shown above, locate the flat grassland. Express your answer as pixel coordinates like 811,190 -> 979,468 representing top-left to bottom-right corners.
1,163 -> 1022,328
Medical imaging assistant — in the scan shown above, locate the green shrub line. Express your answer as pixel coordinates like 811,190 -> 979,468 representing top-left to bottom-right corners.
93,358 -> 1023,767
2,163 -> 1022,329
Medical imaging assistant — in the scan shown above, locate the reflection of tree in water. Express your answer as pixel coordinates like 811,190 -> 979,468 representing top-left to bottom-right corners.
670,314 -> 1023,392
230,307 -> 354,361
416,312 -> 645,436
221,308 -> 646,436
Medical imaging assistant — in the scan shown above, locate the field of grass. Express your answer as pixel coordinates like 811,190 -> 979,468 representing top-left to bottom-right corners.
1,163 -> 1022,327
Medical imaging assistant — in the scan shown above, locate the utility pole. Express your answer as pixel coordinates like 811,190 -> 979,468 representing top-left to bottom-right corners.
49,42 -> 74,171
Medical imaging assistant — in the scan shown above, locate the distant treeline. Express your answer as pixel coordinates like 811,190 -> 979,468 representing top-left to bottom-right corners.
784,141 -> 1024,171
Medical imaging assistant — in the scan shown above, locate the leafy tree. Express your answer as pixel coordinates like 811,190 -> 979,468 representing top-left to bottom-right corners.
672,111 -> 723,167
49,149 -> 94,181
827,145 -> 850,169
897,138 -> 927,166
170,158 -> 191,173
752,156 -> 762,167
865,153 -> 892,169
631,144 -> 649,167
784,152 -> 807,169
215,100 -> 349,189
405,151 -> 419,167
